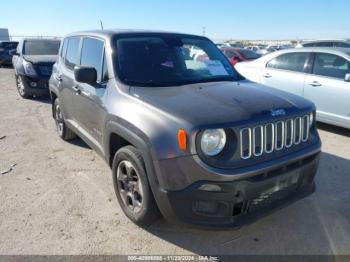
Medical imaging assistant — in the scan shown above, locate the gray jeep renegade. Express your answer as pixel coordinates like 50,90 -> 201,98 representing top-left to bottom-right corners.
49,30 -> 321,228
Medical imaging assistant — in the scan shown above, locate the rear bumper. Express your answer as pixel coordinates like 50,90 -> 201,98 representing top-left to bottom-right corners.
154,152 -> 320,228
20,75 -> 50,96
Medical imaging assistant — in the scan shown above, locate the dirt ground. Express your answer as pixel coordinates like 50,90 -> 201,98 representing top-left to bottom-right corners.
0,67 -> 349,255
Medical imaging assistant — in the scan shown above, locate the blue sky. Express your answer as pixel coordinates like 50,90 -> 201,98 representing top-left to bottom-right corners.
1,0 -> 350,40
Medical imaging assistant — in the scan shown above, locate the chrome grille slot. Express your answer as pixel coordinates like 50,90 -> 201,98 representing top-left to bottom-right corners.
253,126 -> 263,156
275,121 -> 284,150
240,128 -> 252,159
285,119 -> 293,148
294,117 -> 302,144
264,123 -> 274,153
302,115 -> 309,142
239,114 -> 311,159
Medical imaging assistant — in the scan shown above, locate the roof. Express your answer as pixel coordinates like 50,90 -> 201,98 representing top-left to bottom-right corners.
64,29 -> 206,40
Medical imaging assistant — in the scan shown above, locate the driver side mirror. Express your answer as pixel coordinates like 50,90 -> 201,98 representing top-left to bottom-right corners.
74,66 -> 97,85
345,73 -> 350,82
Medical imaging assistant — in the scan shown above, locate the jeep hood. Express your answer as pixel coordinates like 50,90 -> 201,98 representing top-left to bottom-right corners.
130,80 -> 314,126
23,55 -> 57,64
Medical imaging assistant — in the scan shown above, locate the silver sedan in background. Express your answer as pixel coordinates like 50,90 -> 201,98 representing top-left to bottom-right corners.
235,47 -> 350,129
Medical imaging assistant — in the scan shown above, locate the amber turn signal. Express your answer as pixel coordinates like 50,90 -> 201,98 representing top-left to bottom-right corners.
178,129 -> 187,151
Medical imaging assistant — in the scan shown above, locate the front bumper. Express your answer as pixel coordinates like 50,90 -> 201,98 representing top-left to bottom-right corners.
20,75 -> 50,96
154,151 -> 320,228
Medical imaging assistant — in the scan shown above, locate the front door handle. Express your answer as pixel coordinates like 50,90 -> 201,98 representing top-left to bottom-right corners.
308,81 -> 322,87
263,73 -> 272,78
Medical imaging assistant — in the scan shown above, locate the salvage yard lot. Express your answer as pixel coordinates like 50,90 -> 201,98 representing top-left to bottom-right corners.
0,67 -> 349,255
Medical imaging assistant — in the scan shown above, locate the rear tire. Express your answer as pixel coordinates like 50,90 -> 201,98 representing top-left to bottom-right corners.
112,145 -> 160,227
53,98 -> 76,140
16,74 -> 31,98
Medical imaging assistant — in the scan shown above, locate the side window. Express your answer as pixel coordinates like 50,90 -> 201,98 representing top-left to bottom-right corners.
334,42 -> 350,48
80,37 -> 104,82
312,53 -> 350,79
225,50 -> 235,59
303,43 -> 314,47
267,53 -> 308,72
60,38 -> 68,58
65,37 -> 81,70
315,42 -> 333,47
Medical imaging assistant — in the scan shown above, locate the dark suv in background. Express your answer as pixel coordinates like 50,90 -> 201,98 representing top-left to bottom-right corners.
49,30 -> 321,228
12,38 -> 60,98
0,41 -> 18,67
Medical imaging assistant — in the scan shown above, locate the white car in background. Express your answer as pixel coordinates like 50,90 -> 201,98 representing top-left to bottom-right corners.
296,40 -> 350,48
235,47 -> 350,129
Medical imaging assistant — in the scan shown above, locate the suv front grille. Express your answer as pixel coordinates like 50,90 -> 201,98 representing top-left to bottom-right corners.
240,115 -> 310,159
38,65 -> 53,76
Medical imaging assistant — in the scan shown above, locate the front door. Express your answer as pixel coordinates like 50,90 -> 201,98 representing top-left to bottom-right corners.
304,52 -> 350,128
73,37 -> 108,154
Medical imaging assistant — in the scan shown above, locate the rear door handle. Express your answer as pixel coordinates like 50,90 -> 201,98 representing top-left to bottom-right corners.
263,73 -> 272,78
308,81 -> 322,87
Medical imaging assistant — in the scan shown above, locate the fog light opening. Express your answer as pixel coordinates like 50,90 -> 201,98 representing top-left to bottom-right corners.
30,82 -> 37,87
198,184 -> 222,192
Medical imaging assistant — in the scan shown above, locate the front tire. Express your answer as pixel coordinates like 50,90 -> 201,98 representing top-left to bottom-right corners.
16,74 -> 31,98
112,146 -> 160,226
53,98 -> 76,140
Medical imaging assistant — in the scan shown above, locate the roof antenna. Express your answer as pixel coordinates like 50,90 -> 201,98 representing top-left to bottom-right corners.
100,20 -> 104,30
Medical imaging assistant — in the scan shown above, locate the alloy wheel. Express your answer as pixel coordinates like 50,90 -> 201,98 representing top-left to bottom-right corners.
54,103 -> 64,136
116,160 -> 143,213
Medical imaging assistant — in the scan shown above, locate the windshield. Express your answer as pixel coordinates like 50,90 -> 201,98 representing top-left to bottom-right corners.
115,35 -> 238,87
23,40 -> 60,55
238,49 -> 261,59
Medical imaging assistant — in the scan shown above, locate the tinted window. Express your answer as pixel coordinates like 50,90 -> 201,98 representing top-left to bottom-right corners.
313,53 -> 350,79
65,37 -> 80,69
317,42 -> 334,47
23,40 -> 60,55
224,50 -> 236,59
267,52 -> 308,72
238,49 -> 261,59
334,42 -> 350,48
303,43 -> 314,47
115,36 -> 237,87
80,38 -> 104,81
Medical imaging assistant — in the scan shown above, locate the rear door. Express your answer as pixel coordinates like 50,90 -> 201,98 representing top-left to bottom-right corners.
261,52 -> 310,96
73,37 -> 108,153
304,52 -> 350,127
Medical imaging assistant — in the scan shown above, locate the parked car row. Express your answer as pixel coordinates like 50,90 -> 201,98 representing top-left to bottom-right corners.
8,30 -> 322,228
0,41 -> 18,67
235,47 -> 350,129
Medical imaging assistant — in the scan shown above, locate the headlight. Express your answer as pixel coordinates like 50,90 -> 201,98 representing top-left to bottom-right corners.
200,129 -> 226,156
23,60 -> 37,76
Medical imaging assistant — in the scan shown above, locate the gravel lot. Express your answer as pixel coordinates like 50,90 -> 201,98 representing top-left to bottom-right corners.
0,67 -> 349,255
